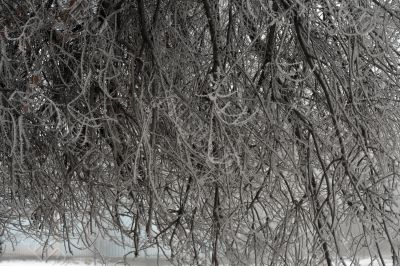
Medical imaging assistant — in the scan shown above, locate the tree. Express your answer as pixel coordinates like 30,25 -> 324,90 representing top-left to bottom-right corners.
1,0 -> 400,265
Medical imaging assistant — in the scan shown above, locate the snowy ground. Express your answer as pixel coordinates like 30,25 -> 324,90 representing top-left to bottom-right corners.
0,257 -> 172,266
0,258 -> 395,266
341,258 -> 393,266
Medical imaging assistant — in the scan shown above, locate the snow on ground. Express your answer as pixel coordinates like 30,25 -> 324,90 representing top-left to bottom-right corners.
340,258 -> 393,266
0,257 -> 172,266
0,258 -> 395,266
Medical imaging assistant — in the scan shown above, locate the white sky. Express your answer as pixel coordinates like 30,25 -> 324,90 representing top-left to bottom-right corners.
0,260 -> 93,266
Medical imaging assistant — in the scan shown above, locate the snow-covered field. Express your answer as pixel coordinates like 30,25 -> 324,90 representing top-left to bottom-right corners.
0,258 -> 395,266
341,258 -> 393,266
0,234 -> 395,266
0,258 -> 172,266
